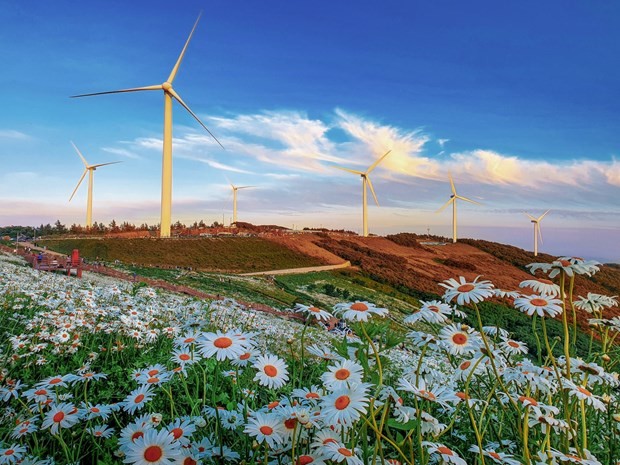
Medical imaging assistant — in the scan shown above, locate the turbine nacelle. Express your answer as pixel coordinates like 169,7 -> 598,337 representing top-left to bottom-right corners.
331,150 -> 392,237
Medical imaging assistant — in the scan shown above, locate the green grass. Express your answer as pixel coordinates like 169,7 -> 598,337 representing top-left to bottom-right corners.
40,237 -> 325,273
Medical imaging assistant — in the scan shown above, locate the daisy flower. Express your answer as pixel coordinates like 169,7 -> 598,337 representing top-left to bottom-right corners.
333,301 -> 388,322
310,429 -> 340,449
291,385 -> 323,403
121,385 -> 154,415
198,331 -> 247,361
165,418 -> 196,445
574,293 -> 618,314
563,380 -> 606,411
322,442 -> 364,465
41,402 -> 82,435
293,452 -> 327,465
119,420 -> 154,453
122,427 -> 181,465
439,323 -> 479,355
11,418 -> 38,438
320,385 -> 370,427
422,441 -> 467,465
397,378 -> 459,408
404,300 -> 453,324
0,443 -> 27,464
519,278 -> 560,296
230,348 -> 260,368
321,359 -> 364,390
36,375 -> 68,389
171,348 -> 200,366
500,339 -> 528,355
88,425 -> 115,439
306,344 -> 342,361
439,276 -> 494,305
243,411 -> 285,449
253,354 -> 289,389
469,445 -> 521,465
81,402 -> 114,420
514,294 -> 563,318
295,304 -> 334,322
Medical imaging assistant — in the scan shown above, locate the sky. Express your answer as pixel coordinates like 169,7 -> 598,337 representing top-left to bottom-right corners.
1,1 -> 619,263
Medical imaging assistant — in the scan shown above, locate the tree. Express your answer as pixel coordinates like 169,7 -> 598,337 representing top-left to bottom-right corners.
54,220 -> 67,234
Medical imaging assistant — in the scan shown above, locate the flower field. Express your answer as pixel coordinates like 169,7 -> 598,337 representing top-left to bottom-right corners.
0,252 -> 619,464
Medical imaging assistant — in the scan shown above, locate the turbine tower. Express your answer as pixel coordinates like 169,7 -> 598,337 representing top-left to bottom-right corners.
525,210 -> 550,256
68,141 -> 121,229
71,13 -> 223,238
333,150 -> 392,237
230,183 -> 255,225
436,173 -> 481,243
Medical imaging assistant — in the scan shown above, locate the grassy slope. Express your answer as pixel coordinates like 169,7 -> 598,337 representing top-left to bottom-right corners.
41,237 -> 325,273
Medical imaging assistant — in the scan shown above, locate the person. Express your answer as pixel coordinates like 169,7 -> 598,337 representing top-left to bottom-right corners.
37,252 -> 43,263
51,257 -> 58,268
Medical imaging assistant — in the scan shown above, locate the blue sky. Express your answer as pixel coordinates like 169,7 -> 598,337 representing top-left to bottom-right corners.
1,1 -> 619,262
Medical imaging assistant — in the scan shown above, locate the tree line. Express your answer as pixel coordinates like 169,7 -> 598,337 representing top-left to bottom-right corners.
0,219 -> 224,238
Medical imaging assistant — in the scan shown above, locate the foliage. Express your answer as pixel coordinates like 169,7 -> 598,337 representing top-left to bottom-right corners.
40,237 -> 325,273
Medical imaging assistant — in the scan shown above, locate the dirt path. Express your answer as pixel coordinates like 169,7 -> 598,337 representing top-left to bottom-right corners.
240,260 -> 351,276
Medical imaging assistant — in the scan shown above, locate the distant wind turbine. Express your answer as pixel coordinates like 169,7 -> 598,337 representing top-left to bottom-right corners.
436,173 -> 481,243
68,141 -> 121,229
229,183 -> 255,225
525,210 -> 550,256
333,150 -> 392,237
71,13 -> 224,238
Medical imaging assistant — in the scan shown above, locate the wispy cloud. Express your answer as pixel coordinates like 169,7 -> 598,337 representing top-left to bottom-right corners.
101,147 -> 141,160
0,129 -> 31,140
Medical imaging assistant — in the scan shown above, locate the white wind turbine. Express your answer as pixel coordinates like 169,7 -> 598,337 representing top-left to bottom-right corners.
71,13 -> 223,238
525,210 -> 550,256
229,182 -> 255,225
68,141 -> 121,229
436,173 -> 481,243
333,150 -> 392,237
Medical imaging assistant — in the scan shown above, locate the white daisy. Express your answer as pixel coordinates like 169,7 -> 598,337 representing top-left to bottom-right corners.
320,385 -> 370,427
439,276 -> 494,305
514,294 -> 563,318
321,359 -> 364,390
243,411 -> 285,449
253,354 -> 289,389
122,427 -> 181,465
198,330 -> 247,361
333,301 -> 388,322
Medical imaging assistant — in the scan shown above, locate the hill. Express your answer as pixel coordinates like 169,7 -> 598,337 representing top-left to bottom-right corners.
39,236 -> 327,273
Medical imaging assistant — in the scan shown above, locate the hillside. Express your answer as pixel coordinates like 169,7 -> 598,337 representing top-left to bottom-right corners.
39,236 -> 327,273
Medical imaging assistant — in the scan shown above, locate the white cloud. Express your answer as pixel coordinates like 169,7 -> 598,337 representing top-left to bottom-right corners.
101,147 -> 141,160
0,129 -> 30,140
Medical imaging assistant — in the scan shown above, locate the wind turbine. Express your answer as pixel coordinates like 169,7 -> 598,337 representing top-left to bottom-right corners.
525,210 -> 550,256
68,141 -> 121,229
229,183 -> 255,225
71,13 -> 224,238
333,150 -> 392,237
436,173 -> 481,243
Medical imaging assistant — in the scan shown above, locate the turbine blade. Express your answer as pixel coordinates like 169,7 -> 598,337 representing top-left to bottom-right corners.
169,89 -> 225,149
456,195 -> 482,205
333,166 -> 364,175
538,223 -> 544,244
71,141 -> 89,168
538,209 -> 551,221
366,176 -> 379,206
71,84 -> 163,98
436,198 -> 454,213
237,186 -> 255,190
168,13 -> 202,83
525,212 -> 537,221
366,150 -> 392,174
448,172 -> 457,195
90,161 -> 123,169
69,170 -> 88,202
